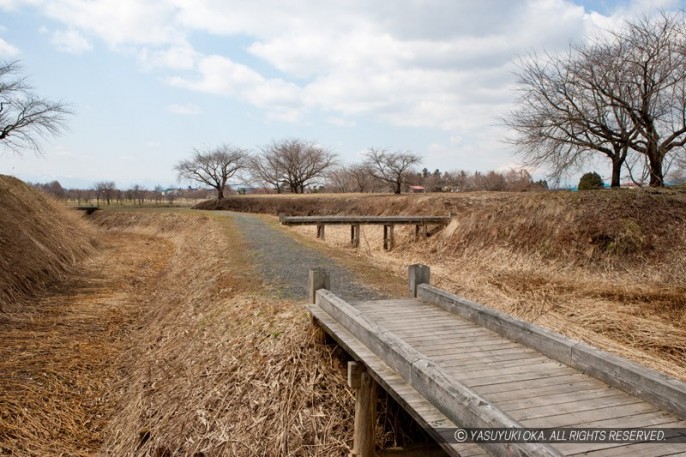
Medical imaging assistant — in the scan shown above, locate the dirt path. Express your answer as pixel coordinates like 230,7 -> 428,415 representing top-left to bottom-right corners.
226,211 -> 387,301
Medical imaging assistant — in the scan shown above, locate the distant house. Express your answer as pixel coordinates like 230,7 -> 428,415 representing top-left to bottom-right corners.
408,185 -> 425,193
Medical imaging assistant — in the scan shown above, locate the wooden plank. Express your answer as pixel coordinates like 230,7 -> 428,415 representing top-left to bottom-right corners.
450,361 -> 569,383
305,305 -> 488,457
315,291 -> 563,457
408,334 -> 520,351
496,386 -> 618,411
556,433 -> 686,456
439,354 -> 552,373
353,299 -> 426,308
282,215 -> 452,225
456,368 -> 578,388
435,346 -> 541,366
521,402 -> 659,428
426,341 -> 523,357
507,393 -> 643,421
383,320 -> 484,333
572,411 -> 686,428
417,284 -> 686,420
418,285 -> 575,366
568,442 -> 686,457
473,373 -> 605,397
482,378 -> 610,403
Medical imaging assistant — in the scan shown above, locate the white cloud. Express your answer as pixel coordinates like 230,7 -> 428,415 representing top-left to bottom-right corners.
41,0 -> 182,47
51,28 -> 92,54
0,37 -> 18,56
138,44 -> 198,70
167,103 -> 201,115
4,0 -> 684,175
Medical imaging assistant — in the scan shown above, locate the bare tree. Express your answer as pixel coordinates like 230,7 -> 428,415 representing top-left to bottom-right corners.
326,163 -> 375,193
94,181 -> 117,206
248,149 -> 285,193
256,139 -> 337,193
175,145 -> 249,199
506,12 -> 686,187
614,12 -> 686,186
364,148 -> 422,194
0,60 -> 71,155
506,45 -> 637,188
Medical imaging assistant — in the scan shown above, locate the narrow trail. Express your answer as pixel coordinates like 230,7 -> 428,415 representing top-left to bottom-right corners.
225,211 -> 388,301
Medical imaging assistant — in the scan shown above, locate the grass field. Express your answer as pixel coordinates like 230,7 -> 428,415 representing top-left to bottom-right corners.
2,175 -> 685,455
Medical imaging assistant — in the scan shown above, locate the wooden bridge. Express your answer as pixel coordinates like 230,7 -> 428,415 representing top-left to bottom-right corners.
306,265 -> 686,457
74,206 -> 100,215
281,215 -> 451,250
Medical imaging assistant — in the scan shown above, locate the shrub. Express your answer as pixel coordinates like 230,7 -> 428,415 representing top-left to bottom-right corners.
578,172 -> 604,190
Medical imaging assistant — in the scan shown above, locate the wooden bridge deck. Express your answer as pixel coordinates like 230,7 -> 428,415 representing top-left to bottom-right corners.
307,266 -> 686,457
282,215 -> 452,249
280,215 -> 452,225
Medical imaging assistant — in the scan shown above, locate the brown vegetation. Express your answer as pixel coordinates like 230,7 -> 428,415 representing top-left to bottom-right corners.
0,181 -> 361,456
3,177 -> 685,456
273,190 -> 686,379
0,174 -> 95,307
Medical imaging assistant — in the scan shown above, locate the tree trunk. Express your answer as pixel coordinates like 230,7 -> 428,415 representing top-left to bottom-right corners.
394,180 -> 402,194
611,157 -> 623,188
217,187 -> 224,199
648,153 -> 665,187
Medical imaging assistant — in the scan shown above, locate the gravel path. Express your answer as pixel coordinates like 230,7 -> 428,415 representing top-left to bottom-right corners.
226,212 -> 387,301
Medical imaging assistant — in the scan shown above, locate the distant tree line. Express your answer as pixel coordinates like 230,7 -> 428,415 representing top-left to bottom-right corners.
174,138 -> 549,199
31,180 -> 214,206
325,167 -> 547,193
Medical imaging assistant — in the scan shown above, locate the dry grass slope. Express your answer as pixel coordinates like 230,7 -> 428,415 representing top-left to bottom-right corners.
200,190 -> 686,266
241,190 -> 686,380
0,174 -> 95,308
93,211 -> 357,456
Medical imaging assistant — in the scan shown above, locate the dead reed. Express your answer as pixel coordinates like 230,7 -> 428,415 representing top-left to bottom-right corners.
286,190 -> 686,381
98,211 -> 357,456
0,175 -> 96,308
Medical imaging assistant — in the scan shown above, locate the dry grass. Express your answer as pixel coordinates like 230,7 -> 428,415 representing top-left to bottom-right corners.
4,181 -> 685,455
0,194 -> 364,456
0,175 -> 96,308
93,211 -> 358,456
281,190 -> 686,381
0,230 -> 173,456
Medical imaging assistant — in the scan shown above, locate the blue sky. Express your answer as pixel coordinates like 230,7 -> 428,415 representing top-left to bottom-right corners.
0,0 -> 682,189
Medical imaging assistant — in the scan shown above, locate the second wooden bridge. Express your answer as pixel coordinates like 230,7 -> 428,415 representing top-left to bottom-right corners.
281,215 -> 452,250
307,265 -> 686,457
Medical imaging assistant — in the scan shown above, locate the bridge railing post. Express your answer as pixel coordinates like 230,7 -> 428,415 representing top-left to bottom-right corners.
408,264 -> 430,298
308,268 -> 330,304
316,223 -> 325,240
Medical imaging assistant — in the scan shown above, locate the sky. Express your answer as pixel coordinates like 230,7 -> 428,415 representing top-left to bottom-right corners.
0,0 -> 683,189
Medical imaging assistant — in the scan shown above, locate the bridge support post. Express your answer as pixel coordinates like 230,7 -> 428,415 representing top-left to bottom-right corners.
348,361 -> 377,457
351,224 -> 361,248
316,223 -> 326,240
414,223 -> 428,240
383,224 -> 395,250
408,264 -> 430,298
